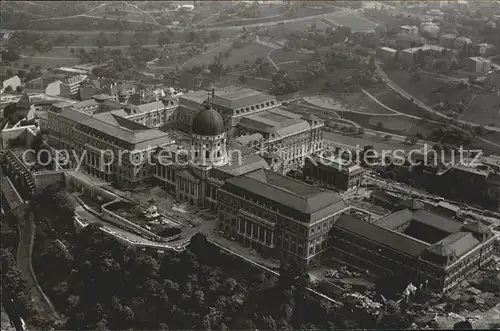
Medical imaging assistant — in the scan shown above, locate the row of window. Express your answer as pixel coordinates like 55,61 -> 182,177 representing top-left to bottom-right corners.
232,100 -> 276,115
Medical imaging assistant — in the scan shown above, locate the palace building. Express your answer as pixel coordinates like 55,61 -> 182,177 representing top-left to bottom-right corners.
218,168 -> 348,267
41,106 -> 174,188
153,104 -> 269,210
330,206 -> 496,292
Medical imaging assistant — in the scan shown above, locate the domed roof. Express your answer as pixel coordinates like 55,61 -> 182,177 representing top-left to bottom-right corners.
192,106 -> 224,136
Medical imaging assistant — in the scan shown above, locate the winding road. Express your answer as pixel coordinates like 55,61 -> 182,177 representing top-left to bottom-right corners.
376,65 -> 500,134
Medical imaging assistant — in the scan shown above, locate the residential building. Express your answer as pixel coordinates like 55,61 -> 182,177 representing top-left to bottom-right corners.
378,47 -> 397,62
439,33 -> 456,48
465,57 -> 492,74
2,75 -> 21,92
400,45 -> 448,64
426,9 -> 444,17
400,25 -> 419,36
331,207 -> 496,292
475,43 -> 495,57
218,168 -> 347,267
400,47 -> 420,64
303,154 -> 364,192
454,37 -> 473,50
420,22 -> 441,38
59,74 -> 88,100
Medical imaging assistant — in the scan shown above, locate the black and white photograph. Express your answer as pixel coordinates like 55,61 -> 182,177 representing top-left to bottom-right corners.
1,1 -> 499,330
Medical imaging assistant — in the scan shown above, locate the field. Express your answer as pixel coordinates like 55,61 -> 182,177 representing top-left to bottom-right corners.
363,84 -> 435,119
386,70 -> 470,106
18,56 -> 79,70
220,43 -> 272,66
386,69 -> 500,127
269,48 -> 309,64
340,112 -> 441,138
327,13 -> 377,32
269,18 -> 329,34
323,131 -> 417,152
183,42 -> 273,68
341,91 -> 397,115
460,93 -> 500,127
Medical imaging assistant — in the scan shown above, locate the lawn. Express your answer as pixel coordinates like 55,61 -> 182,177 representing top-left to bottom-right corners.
340,112 -> 442,138
269,49 -> 309,64
386,69 -> 500,127
323,130 -> 416,152
327,13 -> 377,32
459,93 -> 500,128
220,42 -> 272,66
182,43 -> 233,68
363,84 -> 435,119
386,69 -> 470,106
340,91 -> 396,115
17,56 -> 80,70
270,18 -> 329,34
183,42 -> 273,68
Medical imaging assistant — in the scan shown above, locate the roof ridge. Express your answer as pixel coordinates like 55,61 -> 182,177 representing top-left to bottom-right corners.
251,170 -> 306,200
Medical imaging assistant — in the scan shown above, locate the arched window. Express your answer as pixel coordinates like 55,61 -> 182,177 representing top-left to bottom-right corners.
205,151 -> 210,158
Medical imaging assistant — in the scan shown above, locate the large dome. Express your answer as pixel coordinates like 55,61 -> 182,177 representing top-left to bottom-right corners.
192,106 -> 224,136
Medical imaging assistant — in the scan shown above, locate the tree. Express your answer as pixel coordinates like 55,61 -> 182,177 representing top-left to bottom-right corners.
376,121 -> 384,130
158,30 -> 173,45
17,69 -> 26,79
278,261 -> 309,293
1,49 -> 21,62
453,320 -> 473,329
4,85 -> 13,92
405,136 -> 418,145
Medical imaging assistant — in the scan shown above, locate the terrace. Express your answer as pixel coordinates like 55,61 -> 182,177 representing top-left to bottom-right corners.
103,200 -> 182,238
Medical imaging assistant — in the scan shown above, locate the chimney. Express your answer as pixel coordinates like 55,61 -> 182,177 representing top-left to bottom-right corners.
211,88 -> 215,98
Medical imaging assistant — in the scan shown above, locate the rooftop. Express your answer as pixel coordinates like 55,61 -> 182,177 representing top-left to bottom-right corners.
427,232 -> 480,257
335,214 -> 430,257
238,107 -> 311,136
136,100 -> 165,113
58,107 -> 172,148
211,88 -> 275,110
72,99 -> 98,109
374,208 -> 463,235
219,153 -> 270,177
179,90 -> 208,105
55,67 -> 89,75
224,168 -> 345,218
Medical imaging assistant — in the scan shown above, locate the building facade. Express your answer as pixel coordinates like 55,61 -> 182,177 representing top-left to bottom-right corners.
41,106 -> 174,189
59,74 -> 88,100
303,154 -> 364,191
330,208 -> 496,292
238,110 -> 325,174
218,168 -> 347,267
